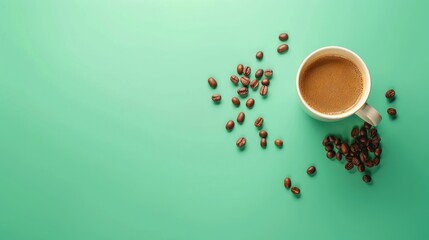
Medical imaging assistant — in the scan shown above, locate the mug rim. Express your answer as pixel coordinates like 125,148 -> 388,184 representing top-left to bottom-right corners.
296,46 -> 371,120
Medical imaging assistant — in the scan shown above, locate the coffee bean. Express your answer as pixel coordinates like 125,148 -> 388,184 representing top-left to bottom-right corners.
367,144 -> 375,152
364,122 -> 372,129
254,117 -> 264,128
327,151 -> 335,159
244,66 -> 251,76
328,135 -> 336,143
208,77 -> 217,88
274,139 -> 283,147
236,137 -> 246,148
351,127 -> 359,138
261,79 -> 270,86
250,79 -> 259,89
373,157 -> 380,166
279,33 -> 289,41
260,138 -> 267,148
225,120 -> 235,131
284,177 -> 291,189
345,162 -> 353,170
237,87 -> 248,97
232,97 -> 240,107
322,137 -> 329,146
372,136 -> 381,145
369,128 -> 378,138
385,89 -> 395,99
237,64 -> 244,75
259,130 -> 268,138
362,175 -> 372,183
325,144 -> 334,151
256,51 -> 263,60
260,85 -> 268,96
365,161 -> 374,168
360,152 -> 368,162
246,98 -> 255,108
264,69 -> 273,78
387,108 -> 397,116
230,75 -> 239,85
240,76 -> 250,87
340,143 -> 349,154
346,155 -> 353,162
335,138 -> 341,145
358,164 -> 365,172
374,148 -> 382,157
336,152 -> 342,161
237,112 -> 245,124
291,187 -> 300,195
277,44 -> 289,53
212,94 -> 221,102
307,166 -> 316,175
352,157 -> 361,166
360,128 -> 367,137
255,69 -> 264,79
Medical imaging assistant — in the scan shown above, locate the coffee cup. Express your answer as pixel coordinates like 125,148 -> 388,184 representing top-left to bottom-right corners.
296,46 -> 381,126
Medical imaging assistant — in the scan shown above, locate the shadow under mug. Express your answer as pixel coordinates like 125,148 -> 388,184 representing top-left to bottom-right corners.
296,46 -> 382,126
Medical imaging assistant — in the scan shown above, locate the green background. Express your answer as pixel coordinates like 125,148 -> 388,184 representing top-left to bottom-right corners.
1,0 -> 428,239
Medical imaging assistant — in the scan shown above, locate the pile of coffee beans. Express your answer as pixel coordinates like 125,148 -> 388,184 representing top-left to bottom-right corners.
385,89 -> 397,118
322,122 -> 382,183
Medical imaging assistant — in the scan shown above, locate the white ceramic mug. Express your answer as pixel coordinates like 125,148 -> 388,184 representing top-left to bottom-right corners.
296,46 -> 382,126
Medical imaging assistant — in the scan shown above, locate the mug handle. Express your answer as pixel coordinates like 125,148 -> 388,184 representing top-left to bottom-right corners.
355,103 -> 382,126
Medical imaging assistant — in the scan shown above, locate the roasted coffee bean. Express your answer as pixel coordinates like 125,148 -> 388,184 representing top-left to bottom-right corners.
369,128 -> 378,138
259,130 -> 268,138
385,89 -> 395,99
307,166 -> 316,175
336,152 -> 342,161
225,120 -> 235,131
327,151 -> 335,159
328,135 -> 336,143
284,177 -> 291,189
374,148 -> 382,157
362,175 -> 372,183
264,69 -> 273,78
387,108 -> 397,116
256,51 -> 264,60
212,94 -> 221,102
255,69 -> 264,79
274,139 -> 283,147
246,98 -> 255,108
352,157 -> 361,166
244,66 -> 251,76
372,136 -> 381,145
237,64 -> 244,75
365,161 -> 374,168
250,79 -> 259,89
261,79 -> 270,86
341,143 -> 349,154
373,157 -> 380,166
237,112 -> 245,124
367,144 -> 375,152
364,122 -> 372,129
277,44 -> 289,53
254,117 -> 264,128
358,164 -> 365,172
345,162 -> 354,170
240,76 -> 250,87
230,75 -> 239,85
236,137 -> 246,148
350,143 -> 359,153
360,128 -> 367,137
208,77 -> 217,88
351,127 -> 359,138
260,85 -> 268,96
279,33 -> 289,41
360,152 -> 368,162
335,138 -> 341,145
260,138 -> 267,148
322,137 -> 329,146
346,155 -> 353,162
291,187 -> 300,195
232,97 -> 240,107
237,87 -> 248,97
325,144 -> 334,151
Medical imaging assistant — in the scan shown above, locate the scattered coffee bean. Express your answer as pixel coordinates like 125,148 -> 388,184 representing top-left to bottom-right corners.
362,175 -> 372,183
259,130 -> 268,138
260,85 -> 268,96
255,69 -> 264,79
237,64 -> 244,75
374,148 -> 382,157
307,166 -> 316,175
274,139 -> 283,147
345,162 -> 353,170
360,128 -> 367,137
279,33 -> 288,41
358,164 -> 365,172
237,87 -> 248,97
373,157 -> 380,166
230,75 -> 239,85
322,137 -> 329,146
325,144 -> 333,151
225,120 -> 235,131
212,94 -> 221,102
284,177 -> 291,189
385,89 -> 395,99
261,79 -> 270,86
250,79 -> 259,89
277,44 -> 289,53
327,151 -> 335,159
208,77 -> 217,88
364,122 -> 371,129
369,128 -> 378,138
254,117 -> 264,128
264,69 -> 273,78
336,152 -> 342,161
256,51 -> 263,60
232,97 -> 240,107
387,108 -> 397,116
236,137 -> 246,148
237,112 -> 245,124
246,98 -> 255,108
341,143 -> 349,154
260,138 -> 267,148
351,128 -> 359,138
244,66 -> 251,76
352,157 -> 361,166
328,135 -> 336,142
240,76 -> 250,87
291,187 -> 300,195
